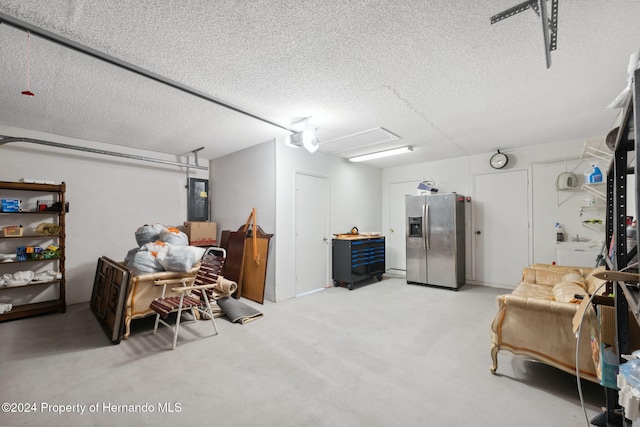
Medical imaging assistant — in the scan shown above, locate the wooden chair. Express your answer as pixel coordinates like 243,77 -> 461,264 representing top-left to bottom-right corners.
150,247 -> 226,349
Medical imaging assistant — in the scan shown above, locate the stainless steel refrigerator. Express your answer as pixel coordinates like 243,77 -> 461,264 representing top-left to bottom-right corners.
406,193 -> 465,289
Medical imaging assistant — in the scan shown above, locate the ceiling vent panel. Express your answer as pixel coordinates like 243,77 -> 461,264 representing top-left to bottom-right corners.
320,127 -> 400,154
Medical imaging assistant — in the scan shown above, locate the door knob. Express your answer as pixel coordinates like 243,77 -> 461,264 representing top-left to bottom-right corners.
476,231 -> 481,235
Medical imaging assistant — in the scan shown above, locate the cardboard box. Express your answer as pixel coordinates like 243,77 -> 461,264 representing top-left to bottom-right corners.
599,305 -> 640,349
183,221 -> 217,246
2,225 -> 23,237
578,303 -> 640,388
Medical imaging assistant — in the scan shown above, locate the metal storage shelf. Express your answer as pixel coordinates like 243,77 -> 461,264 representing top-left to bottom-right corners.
0,256 -> 62,264
0,300 -> 63,321
0,181 -> 66,322
0,234 -> 62,240
598,67 -> 639,425
0,279 -> 62,290
0,211 -> 62,215
581,140 -> 613,163
582,182 -> 607,201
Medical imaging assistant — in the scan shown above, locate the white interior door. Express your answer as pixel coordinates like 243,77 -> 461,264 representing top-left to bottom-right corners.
388,181 -> 419,271
295,172 -> 330,296
473,170 -> 529,287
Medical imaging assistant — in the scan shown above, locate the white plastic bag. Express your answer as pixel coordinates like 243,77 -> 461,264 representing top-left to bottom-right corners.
127,251 -> 164,275
134,223 -> 166,246
158,245 -> 199,272
140,241 -> 168,256
159,227 -> 189,246
1,270 -> 35,287
124,247 -> 139,265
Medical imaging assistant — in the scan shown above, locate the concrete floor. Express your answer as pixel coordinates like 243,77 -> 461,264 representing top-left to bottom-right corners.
0,275 -> 605,427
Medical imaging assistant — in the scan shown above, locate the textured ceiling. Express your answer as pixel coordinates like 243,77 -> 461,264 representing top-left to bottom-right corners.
0,1 -> 639,168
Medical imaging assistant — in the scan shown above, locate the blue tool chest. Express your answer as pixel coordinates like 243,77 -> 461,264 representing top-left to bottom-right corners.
332,237 -> 385,290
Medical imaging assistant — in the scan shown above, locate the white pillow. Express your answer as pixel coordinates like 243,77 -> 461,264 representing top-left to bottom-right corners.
553,281 -> 587,303
562,273 -> 587,291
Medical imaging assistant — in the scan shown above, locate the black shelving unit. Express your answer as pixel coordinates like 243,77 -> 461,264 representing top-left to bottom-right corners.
601,68 -> 640,426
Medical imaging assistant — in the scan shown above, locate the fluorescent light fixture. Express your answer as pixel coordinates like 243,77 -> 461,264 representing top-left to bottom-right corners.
349,146 -> 413,162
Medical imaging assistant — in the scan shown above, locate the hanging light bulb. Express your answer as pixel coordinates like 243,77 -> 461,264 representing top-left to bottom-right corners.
21,30 -> 34,97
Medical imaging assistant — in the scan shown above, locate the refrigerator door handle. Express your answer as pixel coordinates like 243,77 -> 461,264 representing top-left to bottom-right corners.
406,216 -> 410,240
423,204 -> 429,250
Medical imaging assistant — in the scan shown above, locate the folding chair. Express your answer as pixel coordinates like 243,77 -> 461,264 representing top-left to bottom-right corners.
150,247 -> 226,349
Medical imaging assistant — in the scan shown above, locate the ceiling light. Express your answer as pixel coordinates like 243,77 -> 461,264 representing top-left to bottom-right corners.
349,146 -> 414,162
284,132 -> 303,148
285,118 -> 319,153
303,128 -> 319,153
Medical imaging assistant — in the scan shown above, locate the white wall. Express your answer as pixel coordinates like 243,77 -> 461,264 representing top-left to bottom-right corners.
530,140 -> 603,263
209,140 -> 277,301
0,126 -> 208,305
382,156 -> 473,273
2,123 -> 612,305
275,142 -> 382,301
0,127 -> 380,306
209,139 -> 381,302
383,137 -> 608,285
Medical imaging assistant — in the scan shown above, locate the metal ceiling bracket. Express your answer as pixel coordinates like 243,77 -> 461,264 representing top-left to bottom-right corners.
490,0 -> 538,24
190,147 -> 205,168
548,0 -> 559,52
490,0 -> 558,68
539,0 -> 552,68
0,136 -> 208,170
184,147 -> 206,186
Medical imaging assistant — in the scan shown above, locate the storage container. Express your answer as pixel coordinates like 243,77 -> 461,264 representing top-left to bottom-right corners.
2,225 -> 23,237
183,221 -> 217,246
1,199 -> 21,212
584,164 -> 603,184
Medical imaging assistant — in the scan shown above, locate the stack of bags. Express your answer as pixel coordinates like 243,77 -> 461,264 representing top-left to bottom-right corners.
125,223 -> 205,275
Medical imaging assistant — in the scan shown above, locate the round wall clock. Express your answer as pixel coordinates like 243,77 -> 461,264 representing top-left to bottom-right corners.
490,150 -> 508,169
